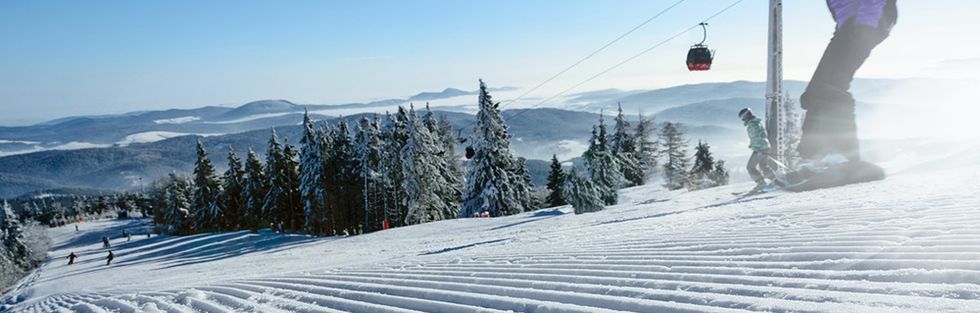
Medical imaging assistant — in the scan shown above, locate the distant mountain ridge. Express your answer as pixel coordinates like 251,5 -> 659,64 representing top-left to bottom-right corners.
0,108 -> 612,197
0,78 -> 945,197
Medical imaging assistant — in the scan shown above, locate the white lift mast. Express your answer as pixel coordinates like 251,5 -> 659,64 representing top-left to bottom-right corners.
766,0 -> 786,166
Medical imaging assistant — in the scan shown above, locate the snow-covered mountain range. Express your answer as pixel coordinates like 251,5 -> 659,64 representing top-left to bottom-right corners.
0,78 -> 970,198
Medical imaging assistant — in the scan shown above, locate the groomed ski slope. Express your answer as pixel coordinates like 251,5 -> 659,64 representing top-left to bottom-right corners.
4,162 -> 980,312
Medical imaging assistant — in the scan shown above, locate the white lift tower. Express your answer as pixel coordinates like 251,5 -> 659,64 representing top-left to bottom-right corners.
766,0 -> 786,166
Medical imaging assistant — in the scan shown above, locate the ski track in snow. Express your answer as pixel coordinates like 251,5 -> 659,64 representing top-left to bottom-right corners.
4,165 -> 980,312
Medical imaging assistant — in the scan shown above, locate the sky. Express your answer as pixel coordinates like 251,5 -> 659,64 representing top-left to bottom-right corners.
2,0 -> 979,125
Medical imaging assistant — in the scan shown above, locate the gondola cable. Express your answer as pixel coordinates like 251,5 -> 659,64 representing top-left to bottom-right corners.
496,0 -> 689,110
463,0 -> 746,159
502,0 -> 745,125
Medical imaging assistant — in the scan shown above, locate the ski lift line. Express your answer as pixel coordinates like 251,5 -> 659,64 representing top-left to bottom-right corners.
497,0 -> 688,109
503,0 -> 746,124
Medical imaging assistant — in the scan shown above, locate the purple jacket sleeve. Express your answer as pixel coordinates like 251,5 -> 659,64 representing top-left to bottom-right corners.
826,0 -> 896,30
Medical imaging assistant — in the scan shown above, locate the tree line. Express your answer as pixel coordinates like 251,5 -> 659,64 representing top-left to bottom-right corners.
546,104 -> 730,214
151,80 -> 537,236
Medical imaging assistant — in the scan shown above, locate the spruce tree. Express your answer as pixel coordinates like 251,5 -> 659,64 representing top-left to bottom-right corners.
688,140 -> 718,190
220,147 -> 245,230
712,160 -> 730,186
317,124 -> 336,236
242,148 -> 267,233
402,106 -> 455,224
327,118 -> 362,235
164,173 -> 192,234
300,111 -> 325,234
658,122 -> 690,190
545,154 -> 566,207
782,98 -> 803,169
612,103 -> 643,187
281,141 -> 301,232
0,200 -> 28,269
634,112 -> 658,183
462,80 -> 528,217
191,140 -> 222,232
381,111 -> 409,227
584,114 -> 624,205
262,130 -> 286,232
562,169 -> 604,214
355,116 -> 385,232
513,157 -> 539,211
427,106 -> 464,217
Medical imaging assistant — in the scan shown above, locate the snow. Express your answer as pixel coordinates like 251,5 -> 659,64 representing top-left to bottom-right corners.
202,112 -> 297,124
152,116 -> 201,125
116,131 -> 222,146
4,155 -> 980,312
0,140 -> 40,145
47,142 -> 111,151
0,142 -> 113,157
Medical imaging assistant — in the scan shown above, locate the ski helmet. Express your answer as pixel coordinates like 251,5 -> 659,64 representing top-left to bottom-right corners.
738,108 -> 753,120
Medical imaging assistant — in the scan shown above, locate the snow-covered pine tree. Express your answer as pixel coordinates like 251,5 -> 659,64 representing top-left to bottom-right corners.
426,105 -> 464,217
164,173 -> 192,234
220,147 -> 245,230
355,115 -> 385,232
191,140 -> 222,232
281,141 -> 301,232
0,200 -> 28,289
380,111 -> 409,227
634,112 -> 658,183
436,114 -> 465,182
782,97 -> 803,169
242,148 -> 267,233
584,114 -> 624,205
0,200 -> 28,269
514,157 -> 540,211
299,111 -> 326,235
562,169 -> 605,214
688,140 -> 718,190
712,160 -> 730,186
262,130 -> 286,232
658,122 -> 690,190
462,80 -> 527,218
544,154 -> 566,207
611,103 -> 643,187
326,118 -> 363,235
402,106 -> 455,225
321,123 -> 340,235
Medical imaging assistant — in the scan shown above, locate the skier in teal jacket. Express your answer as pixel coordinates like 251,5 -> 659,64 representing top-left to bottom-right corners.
739,108 -> 779,190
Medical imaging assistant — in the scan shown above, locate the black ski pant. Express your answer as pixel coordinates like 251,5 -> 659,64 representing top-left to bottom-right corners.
747,149 -> 777,185
798,5 -> 895,161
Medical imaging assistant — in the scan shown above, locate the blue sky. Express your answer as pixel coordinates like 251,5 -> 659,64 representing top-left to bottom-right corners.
2,0 -> 978,125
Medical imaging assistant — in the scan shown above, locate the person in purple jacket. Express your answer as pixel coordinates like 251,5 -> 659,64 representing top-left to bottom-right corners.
798,0 -> 897,164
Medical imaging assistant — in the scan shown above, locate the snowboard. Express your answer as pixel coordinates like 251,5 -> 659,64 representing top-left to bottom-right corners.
783,161 -> 885,192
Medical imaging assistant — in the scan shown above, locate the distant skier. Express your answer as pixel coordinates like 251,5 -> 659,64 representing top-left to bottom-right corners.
798,0 -> 897,164
74,224 -> 79,232
67,252 -> 78,265
105,251 -> 114,266
740,108 -> 782,192
102,235 -> 110,248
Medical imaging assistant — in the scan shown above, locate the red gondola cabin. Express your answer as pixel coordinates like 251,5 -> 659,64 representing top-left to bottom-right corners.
687,45 -> 713,71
